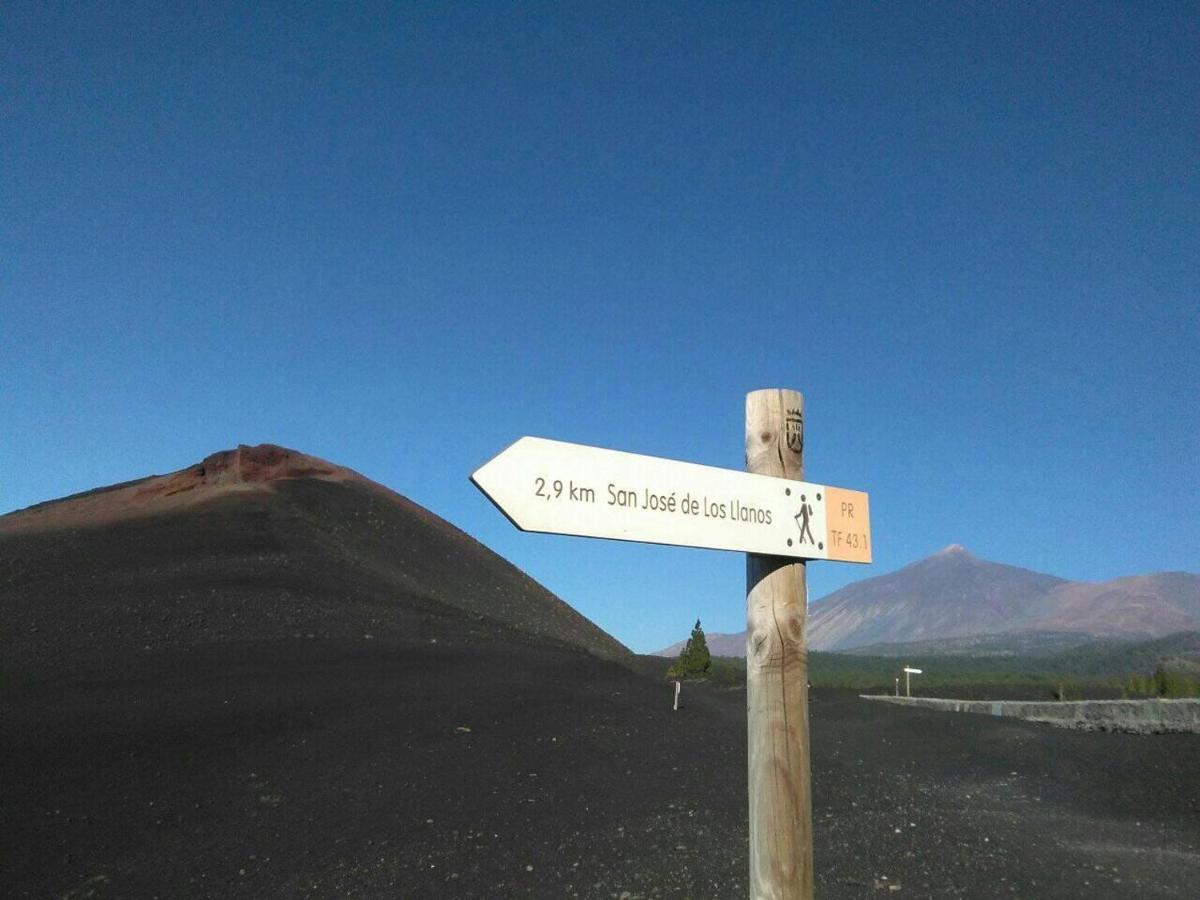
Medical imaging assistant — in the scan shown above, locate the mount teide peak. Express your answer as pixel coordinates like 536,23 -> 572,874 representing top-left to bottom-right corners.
655,544 -> 1200,655
0,443 -> 629,665
810,544 -> 1200,651
806,544 -> 1071,651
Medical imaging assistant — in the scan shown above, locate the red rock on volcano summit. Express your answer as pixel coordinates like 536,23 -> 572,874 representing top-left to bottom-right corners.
0,444 -> 369,535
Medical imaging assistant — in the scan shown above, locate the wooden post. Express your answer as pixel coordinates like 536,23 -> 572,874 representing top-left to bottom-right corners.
674,680 -> 681,711
745,389 -> 813,899
906,669 -> 911,697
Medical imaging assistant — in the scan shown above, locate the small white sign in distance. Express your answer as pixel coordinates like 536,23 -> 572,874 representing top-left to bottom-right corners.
903,667 -> 923,674
471,437 -> 871,562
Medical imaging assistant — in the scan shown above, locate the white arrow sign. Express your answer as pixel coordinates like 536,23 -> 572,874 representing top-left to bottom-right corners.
471,437 -> 871,562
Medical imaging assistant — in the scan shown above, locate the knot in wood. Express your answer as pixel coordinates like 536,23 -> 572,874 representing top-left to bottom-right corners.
748,627 -> 770,661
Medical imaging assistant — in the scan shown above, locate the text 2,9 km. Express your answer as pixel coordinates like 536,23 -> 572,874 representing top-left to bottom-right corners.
533,477 -> 595,503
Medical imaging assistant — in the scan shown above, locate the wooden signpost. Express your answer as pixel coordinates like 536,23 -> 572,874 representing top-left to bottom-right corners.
471,388 -> 872,900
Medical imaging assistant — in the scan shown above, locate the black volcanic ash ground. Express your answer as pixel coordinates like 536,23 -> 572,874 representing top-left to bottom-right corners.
7,642 -> 1200,898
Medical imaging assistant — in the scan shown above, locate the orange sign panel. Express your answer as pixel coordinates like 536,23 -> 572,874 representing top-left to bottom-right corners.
823,487 -> 872,563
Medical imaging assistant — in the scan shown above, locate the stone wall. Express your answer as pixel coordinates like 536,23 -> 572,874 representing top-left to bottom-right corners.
860,695 -> 1200,734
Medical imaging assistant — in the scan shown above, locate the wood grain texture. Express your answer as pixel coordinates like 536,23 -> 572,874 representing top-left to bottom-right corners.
745,389 -> 813,899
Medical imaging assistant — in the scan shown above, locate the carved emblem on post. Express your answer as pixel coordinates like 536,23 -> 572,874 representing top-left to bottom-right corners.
785,408 -> 804,455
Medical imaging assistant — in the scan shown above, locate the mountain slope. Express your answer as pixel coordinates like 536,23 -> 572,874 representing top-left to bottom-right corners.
653,545 -> 1200,655
0,444 -> 628,666
813,547 -> 1200,652
808,545 -> 1068,650
1022,573 -> 1200,636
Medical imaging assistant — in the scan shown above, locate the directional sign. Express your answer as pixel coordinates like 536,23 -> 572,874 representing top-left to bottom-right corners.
471,437 -> 871,562
903,667 -> 923,675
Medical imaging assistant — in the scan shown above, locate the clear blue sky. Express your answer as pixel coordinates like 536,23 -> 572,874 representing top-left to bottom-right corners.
3,3 -> 1197,652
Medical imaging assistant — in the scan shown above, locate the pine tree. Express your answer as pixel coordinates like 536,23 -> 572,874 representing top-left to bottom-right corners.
667,619 -> 712,679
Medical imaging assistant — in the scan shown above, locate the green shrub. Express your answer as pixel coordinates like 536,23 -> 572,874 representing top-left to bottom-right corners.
1153,664 -> 1200,698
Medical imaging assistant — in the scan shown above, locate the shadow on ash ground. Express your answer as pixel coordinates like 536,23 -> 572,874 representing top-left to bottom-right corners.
6,641 -> 1200,899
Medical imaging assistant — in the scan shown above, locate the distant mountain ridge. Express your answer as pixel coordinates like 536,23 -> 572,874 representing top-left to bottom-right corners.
842,630 -> 1097,658
653,545 -> 1200,656
656,631 -> 746,658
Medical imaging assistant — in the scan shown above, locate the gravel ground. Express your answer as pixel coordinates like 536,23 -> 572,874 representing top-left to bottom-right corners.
5,637 -> 1200,898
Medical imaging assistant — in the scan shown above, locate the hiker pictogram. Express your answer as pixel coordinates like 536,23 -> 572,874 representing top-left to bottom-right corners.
795,494 -> 815,545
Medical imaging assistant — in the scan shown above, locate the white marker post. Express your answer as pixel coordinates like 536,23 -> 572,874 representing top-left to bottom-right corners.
673,680 -> 681,711
471,390 -> 873,900
904,667 -> 923,697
